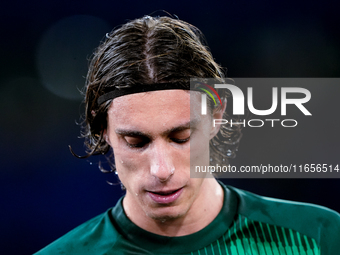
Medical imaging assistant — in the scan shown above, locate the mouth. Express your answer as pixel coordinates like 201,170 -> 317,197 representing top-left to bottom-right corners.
147,188 -> 183,204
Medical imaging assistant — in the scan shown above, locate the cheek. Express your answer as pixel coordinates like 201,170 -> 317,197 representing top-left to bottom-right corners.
190,128 -> 211,167
114,151 -> 144,177
190,125 -> 211,154
112,148 -> 145,189
190,140 -> 210,167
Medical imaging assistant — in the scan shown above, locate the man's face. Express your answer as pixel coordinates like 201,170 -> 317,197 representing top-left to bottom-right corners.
106,90 -> 218,221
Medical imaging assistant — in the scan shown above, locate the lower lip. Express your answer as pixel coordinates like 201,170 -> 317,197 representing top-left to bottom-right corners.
148,188 -> 183,204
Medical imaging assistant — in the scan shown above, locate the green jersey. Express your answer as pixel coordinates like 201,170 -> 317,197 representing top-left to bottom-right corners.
35,183 -> 340,254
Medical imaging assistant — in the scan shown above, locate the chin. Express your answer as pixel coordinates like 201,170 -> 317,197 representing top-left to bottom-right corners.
145,206 -> 187,222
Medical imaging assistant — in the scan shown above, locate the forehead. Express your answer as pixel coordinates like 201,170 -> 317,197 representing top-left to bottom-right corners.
107,90 -> 199,131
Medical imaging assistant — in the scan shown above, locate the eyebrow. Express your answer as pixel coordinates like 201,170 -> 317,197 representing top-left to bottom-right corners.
115,118 -> 200,137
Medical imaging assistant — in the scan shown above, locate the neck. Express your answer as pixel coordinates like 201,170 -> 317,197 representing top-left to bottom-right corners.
123,178 -> 224,236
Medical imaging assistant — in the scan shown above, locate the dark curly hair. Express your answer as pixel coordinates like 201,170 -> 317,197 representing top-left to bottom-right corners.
74,15 -> 242,167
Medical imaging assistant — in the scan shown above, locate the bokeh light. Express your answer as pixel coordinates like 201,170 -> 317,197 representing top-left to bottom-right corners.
36,15 -> 110,100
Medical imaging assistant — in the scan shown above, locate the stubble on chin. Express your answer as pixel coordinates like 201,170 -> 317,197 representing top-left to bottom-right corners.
145,210 -> 185,224
143,202 -> 190,223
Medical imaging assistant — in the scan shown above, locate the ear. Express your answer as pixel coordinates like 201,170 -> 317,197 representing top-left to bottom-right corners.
209,98 -> 227,139
103,130 -> 111,146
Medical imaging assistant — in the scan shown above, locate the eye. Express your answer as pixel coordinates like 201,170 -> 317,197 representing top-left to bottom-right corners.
171,137 -> 190,144
124,136 -> 150,148
170,129 -> 190,144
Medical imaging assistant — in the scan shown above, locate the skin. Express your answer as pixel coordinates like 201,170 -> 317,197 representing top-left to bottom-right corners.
105,90 -> 225,236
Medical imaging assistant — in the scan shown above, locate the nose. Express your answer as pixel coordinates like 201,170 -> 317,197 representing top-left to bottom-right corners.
149,141 -> 175,182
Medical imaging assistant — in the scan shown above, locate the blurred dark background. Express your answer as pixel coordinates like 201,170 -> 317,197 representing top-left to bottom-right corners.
1,0 -> 339,254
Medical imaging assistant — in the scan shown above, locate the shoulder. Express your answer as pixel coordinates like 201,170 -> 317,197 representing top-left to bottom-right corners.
34,209 -> 119,255
227,185 -> 340,254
